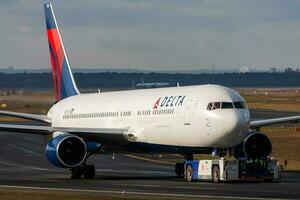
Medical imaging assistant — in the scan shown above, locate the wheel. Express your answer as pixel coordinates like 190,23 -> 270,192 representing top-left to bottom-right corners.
212,165 -> 220,183
70,166 -> 82,179
175,163 -> 184,177
264,177 -> 273,182
83,165 -> 95,179
186,165 -> 193,182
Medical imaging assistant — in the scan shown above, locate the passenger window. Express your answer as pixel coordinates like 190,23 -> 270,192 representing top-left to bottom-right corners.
207,102 -> 213,110
212,102 -> 221,110
234,102 -> 245,109
221,102 -> 234,109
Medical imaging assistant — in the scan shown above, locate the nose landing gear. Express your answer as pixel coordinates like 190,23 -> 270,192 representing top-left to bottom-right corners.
212,149 -> 231,158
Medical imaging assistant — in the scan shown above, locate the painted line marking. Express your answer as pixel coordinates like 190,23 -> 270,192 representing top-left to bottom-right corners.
0,160 -> 58,172
0,185 -> 287,200
96,168 -> 174,175
6,143 -> 41,157
123,183 -> 300,195
125,154 -> 175,165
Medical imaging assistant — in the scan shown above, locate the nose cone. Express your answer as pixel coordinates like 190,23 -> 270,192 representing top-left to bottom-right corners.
224,110 -> 249,137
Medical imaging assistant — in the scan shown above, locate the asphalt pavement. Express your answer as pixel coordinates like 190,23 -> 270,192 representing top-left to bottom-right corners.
0,109 -> 299,199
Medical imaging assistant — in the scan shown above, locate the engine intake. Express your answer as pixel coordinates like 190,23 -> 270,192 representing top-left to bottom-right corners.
234,132 -> 272,159
46,133 -> 87,168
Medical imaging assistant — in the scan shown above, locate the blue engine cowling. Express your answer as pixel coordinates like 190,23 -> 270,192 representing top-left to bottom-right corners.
46,133 -> 87,168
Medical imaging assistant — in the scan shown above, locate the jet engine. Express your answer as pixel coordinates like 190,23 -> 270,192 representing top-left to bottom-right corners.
233,132 -> 272,159
46,133 -> 87,168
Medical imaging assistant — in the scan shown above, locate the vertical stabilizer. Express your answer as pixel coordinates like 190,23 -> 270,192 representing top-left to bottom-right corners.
44,3 -> 79,102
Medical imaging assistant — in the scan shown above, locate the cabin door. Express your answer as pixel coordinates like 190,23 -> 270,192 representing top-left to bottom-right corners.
184,100 -> 193,125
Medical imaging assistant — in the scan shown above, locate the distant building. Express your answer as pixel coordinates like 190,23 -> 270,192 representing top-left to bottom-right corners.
269,67 -> 277,73
239,66 -> 250,73
284,67 -> 293,73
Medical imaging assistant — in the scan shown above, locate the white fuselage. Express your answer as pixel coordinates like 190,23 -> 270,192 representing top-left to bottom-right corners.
48,84 -> 250,151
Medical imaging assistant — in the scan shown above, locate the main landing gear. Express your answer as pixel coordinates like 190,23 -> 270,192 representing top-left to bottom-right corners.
70,164 -> 96,179
69,153 -> 96,179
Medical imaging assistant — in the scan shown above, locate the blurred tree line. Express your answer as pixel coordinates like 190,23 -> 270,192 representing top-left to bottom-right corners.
0,72 -> 300,90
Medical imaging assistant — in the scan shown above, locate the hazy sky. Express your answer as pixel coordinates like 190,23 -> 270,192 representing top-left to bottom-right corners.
1,0 -> 300,70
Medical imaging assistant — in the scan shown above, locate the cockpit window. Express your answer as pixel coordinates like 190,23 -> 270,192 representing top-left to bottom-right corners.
207,102 -> 213,110
221,102 -> 234,109
212,102 -> 221,110
207,101 -> 245,111
234,102 -> 245,109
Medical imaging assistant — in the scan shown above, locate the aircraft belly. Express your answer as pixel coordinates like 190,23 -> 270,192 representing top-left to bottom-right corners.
126,142 -> 214,154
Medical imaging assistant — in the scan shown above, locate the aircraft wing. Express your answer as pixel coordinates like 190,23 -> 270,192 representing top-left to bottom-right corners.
0,123 -> 130,145
250,115 -> 300,129
0,124 -> 52,135
0,110 -> 51,124
55,127 -> 130,145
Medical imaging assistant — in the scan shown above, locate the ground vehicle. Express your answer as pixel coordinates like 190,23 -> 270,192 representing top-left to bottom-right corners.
183,158 -> 281,183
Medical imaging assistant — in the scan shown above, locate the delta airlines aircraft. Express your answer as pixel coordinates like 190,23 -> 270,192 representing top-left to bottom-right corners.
1,3 -> 300,179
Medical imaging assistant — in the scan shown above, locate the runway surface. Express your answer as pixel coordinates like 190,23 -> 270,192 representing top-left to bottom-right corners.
0,109 -> 300,199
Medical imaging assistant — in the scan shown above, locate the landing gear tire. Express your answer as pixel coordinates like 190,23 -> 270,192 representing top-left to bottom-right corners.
186,165 -> 193,182
70,166 -> 82,179
83,165 -> 95,179
70,165 -> 95,179
175,163 -> 184,177
212,165 -> 220,183
264,177 -> 273,182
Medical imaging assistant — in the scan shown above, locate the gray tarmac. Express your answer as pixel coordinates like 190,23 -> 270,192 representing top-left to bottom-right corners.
0,109 -> 300,199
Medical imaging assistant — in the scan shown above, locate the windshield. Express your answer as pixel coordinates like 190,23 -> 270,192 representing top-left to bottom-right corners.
207,101 -> 246,111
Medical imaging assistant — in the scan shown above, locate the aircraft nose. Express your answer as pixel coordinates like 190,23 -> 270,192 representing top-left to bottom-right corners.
224,111 -> 248,135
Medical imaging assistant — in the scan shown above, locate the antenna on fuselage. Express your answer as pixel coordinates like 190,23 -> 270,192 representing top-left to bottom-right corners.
177,82 -> 180,87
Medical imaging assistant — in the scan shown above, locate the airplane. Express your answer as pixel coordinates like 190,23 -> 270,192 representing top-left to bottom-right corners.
1,2 -> 300,179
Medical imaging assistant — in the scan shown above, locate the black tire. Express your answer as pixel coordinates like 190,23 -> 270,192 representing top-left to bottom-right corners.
83,165 -> 95,179
70,166 -> 82,179
175,163 -> 184,177
186,165 -> 193,182
212,165 -> 220,183
264,177 -> 273,182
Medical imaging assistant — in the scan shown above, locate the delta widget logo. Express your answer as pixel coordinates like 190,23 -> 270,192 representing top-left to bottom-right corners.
153,96 -> 185,109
